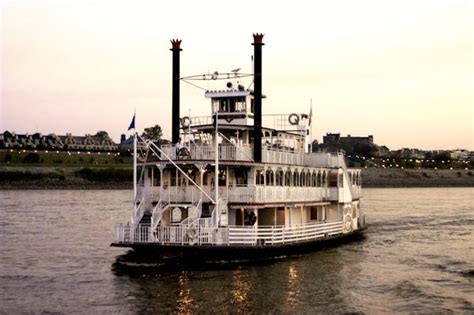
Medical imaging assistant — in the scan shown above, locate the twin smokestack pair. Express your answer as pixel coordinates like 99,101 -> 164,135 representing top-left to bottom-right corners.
170,34 -> 264,162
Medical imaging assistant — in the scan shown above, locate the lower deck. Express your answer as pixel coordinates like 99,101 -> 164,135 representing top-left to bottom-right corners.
113,213 -> 366,248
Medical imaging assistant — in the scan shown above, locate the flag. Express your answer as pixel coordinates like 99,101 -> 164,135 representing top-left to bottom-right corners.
308,105 -> 313,126
128,113 -> 135,131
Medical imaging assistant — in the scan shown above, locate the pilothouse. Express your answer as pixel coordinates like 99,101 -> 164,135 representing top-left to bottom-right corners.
112,34 -> 367,262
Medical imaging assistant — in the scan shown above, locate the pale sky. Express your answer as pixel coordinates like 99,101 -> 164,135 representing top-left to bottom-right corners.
1,0 -> 472,150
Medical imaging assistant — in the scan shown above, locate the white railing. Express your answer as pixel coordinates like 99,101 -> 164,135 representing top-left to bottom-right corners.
151,199 -> 164,231
132,197 -> 145,225
145,185 -> 329,204
157,143 -> 347,169
228,221 -> 343,245
114,220 -> 344,246
161,144 -> 252,161
115,223 -> 151,243
351,185 -> 362,199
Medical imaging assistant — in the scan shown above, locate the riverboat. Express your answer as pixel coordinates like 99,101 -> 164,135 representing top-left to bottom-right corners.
111,34 -> 367,262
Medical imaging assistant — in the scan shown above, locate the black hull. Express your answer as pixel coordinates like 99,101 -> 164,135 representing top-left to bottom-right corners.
111,228 -> 367,264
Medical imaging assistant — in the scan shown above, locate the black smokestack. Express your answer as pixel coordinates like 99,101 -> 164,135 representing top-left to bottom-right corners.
252,33 -> 264,162
171,39 -> 182,144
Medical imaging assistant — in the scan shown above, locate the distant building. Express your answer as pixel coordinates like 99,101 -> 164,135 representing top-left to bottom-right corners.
397,148 -> 425,159
375,145 -> 390,157
0,131 -> 118,152
118,134 -> 170,152
450,149 -> 470,160
322,133 -> 374,146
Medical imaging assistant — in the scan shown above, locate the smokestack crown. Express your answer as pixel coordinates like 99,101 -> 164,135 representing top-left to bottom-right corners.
252,33 -> 265,45
170,39 -> 182,50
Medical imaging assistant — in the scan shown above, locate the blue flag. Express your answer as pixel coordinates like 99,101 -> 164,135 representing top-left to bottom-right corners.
128,114 -> 135,130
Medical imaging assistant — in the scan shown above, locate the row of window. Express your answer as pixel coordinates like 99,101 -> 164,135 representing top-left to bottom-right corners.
256,170 -> 328,187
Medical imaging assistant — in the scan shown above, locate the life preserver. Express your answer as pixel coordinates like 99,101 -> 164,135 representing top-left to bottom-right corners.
187,227 -> 198,241
343,214 -> 353,233
177,147 -> 191,159
180,116 -> 191,127
288,113 -> 300,125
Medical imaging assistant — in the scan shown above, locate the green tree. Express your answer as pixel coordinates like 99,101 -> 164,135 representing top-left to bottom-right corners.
141,125 -> 163,141
94,131 -> 109,138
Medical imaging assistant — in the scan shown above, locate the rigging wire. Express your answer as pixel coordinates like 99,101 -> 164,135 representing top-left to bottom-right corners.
182,79 -> 208,91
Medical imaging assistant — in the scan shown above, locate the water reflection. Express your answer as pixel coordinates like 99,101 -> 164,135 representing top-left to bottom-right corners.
286,263 -> 299,306
111,244 -> 364,313
230,269 -> 252,312
177,271 -> 193,314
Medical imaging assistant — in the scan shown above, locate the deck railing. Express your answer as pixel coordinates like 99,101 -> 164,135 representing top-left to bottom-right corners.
142,185 -> 330,204
157,143 -> 347,168
114,220 -> 343,246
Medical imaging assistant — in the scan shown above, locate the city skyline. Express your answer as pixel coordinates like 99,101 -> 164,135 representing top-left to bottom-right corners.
1,0 -> 472,151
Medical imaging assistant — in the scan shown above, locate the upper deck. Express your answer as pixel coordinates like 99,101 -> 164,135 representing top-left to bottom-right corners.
145,143 -> 345,168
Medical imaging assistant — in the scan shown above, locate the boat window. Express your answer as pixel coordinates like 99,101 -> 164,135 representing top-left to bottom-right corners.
250,99 -> 254,114
277,169 -> 284,186
212,99 -> 219,113
218,169 -> 226,186
256,170 -> 264,185
170,169 -> 177,186
310,207 -> 318,220
235,167 -> 247,186
235,97 -> 246,112
229,98 -> 236,112
153,169 -> 160,187
293,171 -> 299,187
265,170 -> 274,186
284,171 -> 291,186
328,173 -> 338,187
220,99 -> 228,112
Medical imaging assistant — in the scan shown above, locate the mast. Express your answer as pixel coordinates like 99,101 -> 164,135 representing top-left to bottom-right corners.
309,99 -> 313,153
133,131 -> 137,201
214,110 -> 219,225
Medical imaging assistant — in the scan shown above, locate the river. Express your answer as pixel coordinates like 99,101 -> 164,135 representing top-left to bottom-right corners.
0,188 -> 473,313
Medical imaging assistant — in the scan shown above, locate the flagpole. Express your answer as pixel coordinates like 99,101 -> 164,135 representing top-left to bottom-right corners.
214,110 -> 219,226
309,99 -> 313,153
133,131 -> 137,202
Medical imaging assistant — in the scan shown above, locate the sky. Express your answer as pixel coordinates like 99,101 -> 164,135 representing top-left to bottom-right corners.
1,0 -> 472,150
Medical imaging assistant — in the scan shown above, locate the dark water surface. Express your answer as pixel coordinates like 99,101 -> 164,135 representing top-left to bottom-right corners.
1,188 -> 473,313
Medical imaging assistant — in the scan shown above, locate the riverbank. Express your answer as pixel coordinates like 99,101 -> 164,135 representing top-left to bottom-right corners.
1,166 -> 473,189
0,166 -> 132,190
362,168 -> 474,187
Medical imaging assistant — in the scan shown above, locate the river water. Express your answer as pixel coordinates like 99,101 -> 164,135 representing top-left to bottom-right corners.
0,188 -> 473,313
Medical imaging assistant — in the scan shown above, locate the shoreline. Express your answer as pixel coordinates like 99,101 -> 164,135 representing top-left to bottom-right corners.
1,166 -> 473,190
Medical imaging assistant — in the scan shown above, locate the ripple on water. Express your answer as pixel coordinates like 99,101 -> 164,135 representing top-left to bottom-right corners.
0,188 -> 473,313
